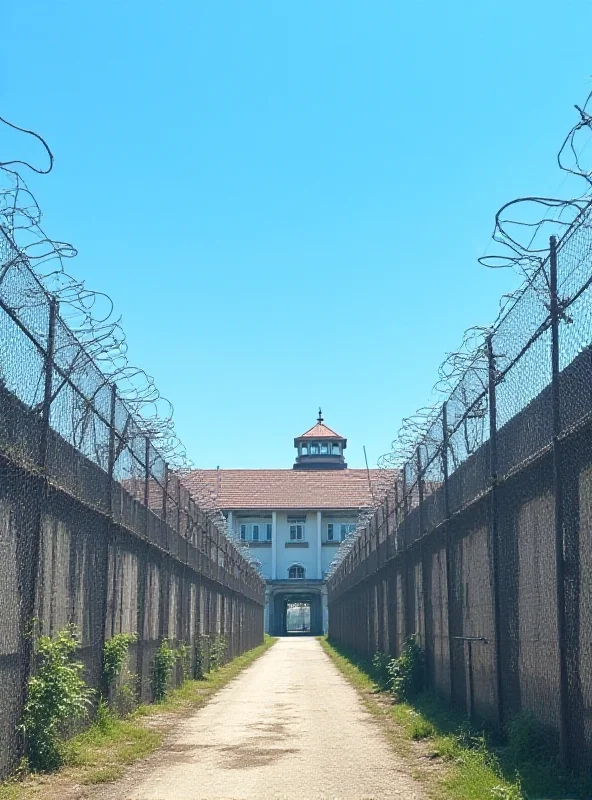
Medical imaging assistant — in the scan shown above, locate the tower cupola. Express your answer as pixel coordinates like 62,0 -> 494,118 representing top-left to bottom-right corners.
293,409 -> 347,470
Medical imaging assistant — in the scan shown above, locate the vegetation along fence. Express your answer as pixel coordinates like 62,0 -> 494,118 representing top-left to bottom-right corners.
327,204 -> 592,772
0,229 -> 265,777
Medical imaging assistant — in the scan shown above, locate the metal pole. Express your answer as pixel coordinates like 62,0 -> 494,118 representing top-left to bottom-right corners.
442,402 -> 456,703
418,447 -> 429,684
100,383 -> 118,698
22,297 -> 57,737
487,334 -> 504,731
39,298 -> 57,471
107,384 -> 117,514
467,640 -> 475,722
162,463 -> 168,523
176,474 -> 181,534
144,437 -> 150,540
550,235 -> 570,767
417,447 -> 424,536
400,465 -> 410,639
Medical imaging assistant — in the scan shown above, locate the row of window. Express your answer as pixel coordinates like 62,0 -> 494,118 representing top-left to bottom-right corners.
300,442 -> 341,456
239,522 -> 357,542
327,523 -> 357,541
240,523 -> 273,542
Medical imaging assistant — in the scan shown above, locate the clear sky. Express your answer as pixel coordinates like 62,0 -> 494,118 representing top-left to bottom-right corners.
3,1 -> 592,469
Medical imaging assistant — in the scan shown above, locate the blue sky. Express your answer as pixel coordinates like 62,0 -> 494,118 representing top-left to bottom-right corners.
3,1 -> 592,469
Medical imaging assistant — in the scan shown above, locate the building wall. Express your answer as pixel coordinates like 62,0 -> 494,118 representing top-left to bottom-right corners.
275,512 -> 319,579
230,510 -> 359,581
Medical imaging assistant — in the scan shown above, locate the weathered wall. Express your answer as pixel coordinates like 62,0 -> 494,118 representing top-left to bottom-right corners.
0,383 -> 265,777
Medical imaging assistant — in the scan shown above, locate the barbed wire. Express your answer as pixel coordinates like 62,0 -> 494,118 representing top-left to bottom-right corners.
0,114 -> 190,467
327,89 -> 592,581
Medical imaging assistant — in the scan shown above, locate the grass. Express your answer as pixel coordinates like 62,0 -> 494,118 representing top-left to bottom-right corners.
0,636 -> 276,799
320,637 -> 587,800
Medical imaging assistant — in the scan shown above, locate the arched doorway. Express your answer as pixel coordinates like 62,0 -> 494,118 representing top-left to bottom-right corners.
269,589 -> 323,635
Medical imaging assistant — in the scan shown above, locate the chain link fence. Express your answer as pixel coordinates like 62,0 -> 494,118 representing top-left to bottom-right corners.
0,229 -> 266,777
328,204 -> 592,773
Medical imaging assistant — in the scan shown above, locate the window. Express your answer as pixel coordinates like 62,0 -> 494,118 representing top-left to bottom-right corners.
288,515 -> 305,541
310,442 -> 319,455
301,443 -> 308,456
290,524 -> 304,540
340,523 -> 356,541
327,523 -> 335,541
288,565 -> 305,580
320,442 -> 329,455
238,522 -> 270,542
331,443 -> 341,455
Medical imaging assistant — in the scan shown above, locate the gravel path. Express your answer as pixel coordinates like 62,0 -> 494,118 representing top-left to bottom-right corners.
118,637 -> 423,800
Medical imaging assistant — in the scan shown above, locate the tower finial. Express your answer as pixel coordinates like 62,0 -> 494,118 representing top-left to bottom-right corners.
318,407 -> 323,424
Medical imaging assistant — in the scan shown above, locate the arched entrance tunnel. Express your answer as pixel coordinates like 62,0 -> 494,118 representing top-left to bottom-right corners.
270,590 -> 323,636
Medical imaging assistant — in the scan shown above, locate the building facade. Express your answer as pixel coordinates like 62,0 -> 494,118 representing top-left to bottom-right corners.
182,412 -> 382,635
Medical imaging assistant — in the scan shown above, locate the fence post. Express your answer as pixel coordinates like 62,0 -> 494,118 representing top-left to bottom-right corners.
22,297 -> 57,741
38,297 -> 57,472
32,295 -> 57,580
550,234 -> 570,767
486,334 -> 504,730
417,447 -> 424,534
99,383 -> 118,696
176,474 -> 181,534
442,402 -> 456,702
418,447 -> 430,686
401,463 -> 411,639
144,438 -> 150,512
107,384 -> 117,514
162,463 -> 168,523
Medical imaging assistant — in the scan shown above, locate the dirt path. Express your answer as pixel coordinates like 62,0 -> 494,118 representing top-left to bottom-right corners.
96,637 -> 423,800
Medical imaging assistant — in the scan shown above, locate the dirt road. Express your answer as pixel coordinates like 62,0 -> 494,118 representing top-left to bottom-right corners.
113,637 -> 423,799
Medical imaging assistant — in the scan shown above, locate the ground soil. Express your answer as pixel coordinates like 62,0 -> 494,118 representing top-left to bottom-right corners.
94,637 -> 426,799
27,638 -> 430,800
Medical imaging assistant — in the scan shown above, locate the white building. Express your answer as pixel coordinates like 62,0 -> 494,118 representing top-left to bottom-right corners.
183,412 -> 382,635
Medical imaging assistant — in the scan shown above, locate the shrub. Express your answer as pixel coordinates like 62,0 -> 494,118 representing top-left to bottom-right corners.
95,697 -> 116,733
387,635 -> 425,702
490,782 -> 523,800
115,672 -> 139,716
21,625 -> 93,772
505,712 -> 557,768
371,651 -> 391,687
210,635 -> 228,671
153,639 -> 177,701
102,633 -> 137,695
177,642 -> 190,682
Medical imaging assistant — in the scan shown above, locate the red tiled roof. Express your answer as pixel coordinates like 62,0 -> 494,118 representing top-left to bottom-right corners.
298,422 -> 344,439
180,469 -> 397,511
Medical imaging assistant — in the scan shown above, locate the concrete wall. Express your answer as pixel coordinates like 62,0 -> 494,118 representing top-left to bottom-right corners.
328,418 -> 592,771
0,383 -> 265,779
232,511 -> 357,581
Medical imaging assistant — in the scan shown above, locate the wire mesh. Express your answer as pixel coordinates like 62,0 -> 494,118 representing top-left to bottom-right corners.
0,231 -> 266,778
328,203 -> 592,775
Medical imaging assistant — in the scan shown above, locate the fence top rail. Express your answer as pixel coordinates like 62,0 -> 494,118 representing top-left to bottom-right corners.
0,228 -> 264,594
328,191 -> 592,588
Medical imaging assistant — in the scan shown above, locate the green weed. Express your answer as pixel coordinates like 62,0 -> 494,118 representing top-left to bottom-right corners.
21,625 -> 93,772
152,639 -> 177,702
387,635 -> 425,702
102,633 -> 137,693
321,639 -> 589,800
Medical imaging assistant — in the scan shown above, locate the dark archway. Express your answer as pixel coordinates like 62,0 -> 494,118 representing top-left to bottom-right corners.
270,590 -> 323,636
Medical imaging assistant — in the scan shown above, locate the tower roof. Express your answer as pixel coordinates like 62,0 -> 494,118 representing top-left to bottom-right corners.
297,422 -> 344,440
296,408 -> 344,440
